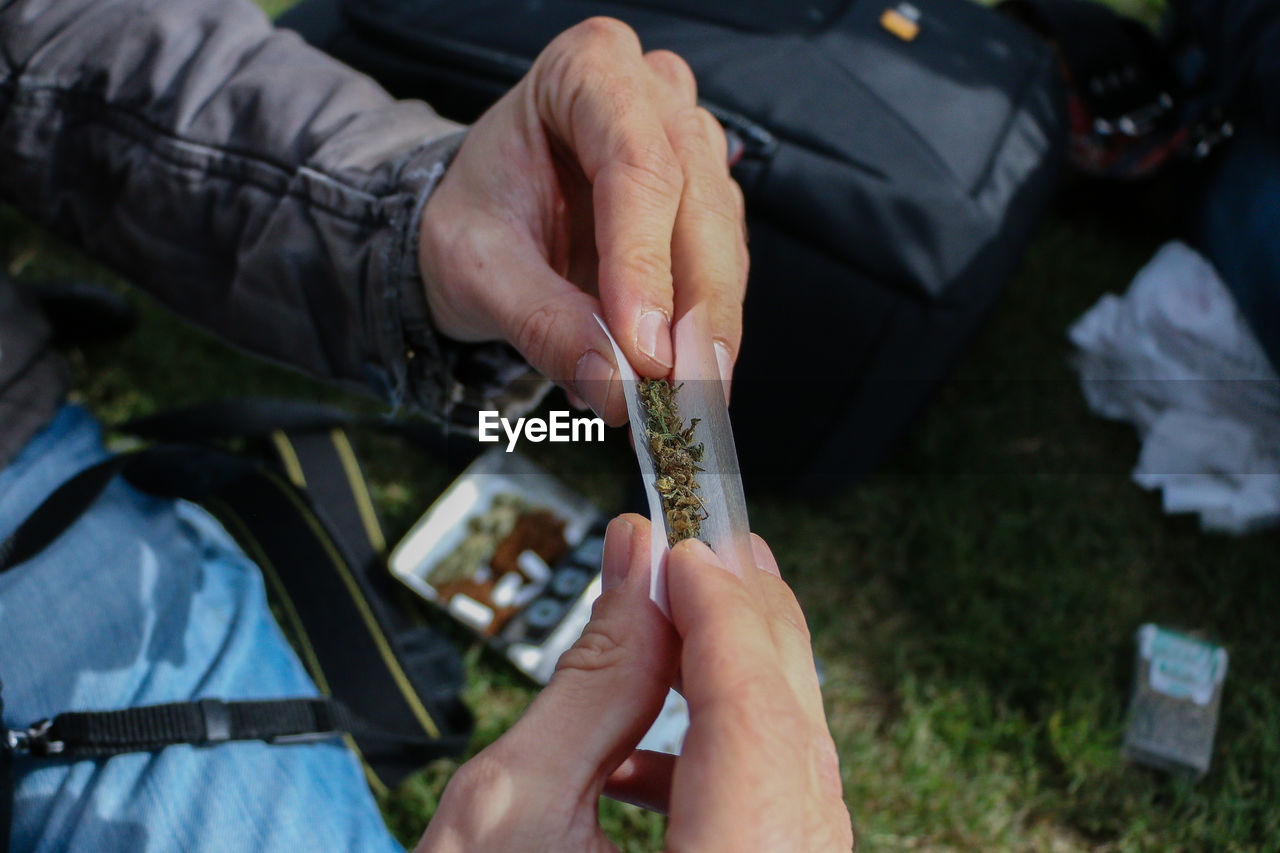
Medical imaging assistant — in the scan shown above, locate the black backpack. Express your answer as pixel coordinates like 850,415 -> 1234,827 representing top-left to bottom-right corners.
281,0 -> 1066,491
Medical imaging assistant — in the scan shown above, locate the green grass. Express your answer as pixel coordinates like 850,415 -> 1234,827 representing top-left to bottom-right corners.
8,0 -> 1280,849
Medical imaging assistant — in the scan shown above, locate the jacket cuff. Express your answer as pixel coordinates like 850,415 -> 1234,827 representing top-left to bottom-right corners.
384,128 -> 550,434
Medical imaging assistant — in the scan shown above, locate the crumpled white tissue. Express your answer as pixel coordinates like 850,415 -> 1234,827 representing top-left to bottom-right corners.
1069,241 -> 1280,533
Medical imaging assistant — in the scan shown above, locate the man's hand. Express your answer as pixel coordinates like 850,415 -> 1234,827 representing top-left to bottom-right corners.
418,18 -> 748,424
415,515 -> 854,853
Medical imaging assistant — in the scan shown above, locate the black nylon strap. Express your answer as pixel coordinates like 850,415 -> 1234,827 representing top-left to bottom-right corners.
0,445 -> 254,574
210,468 -> 472,787
0,397 -> 464,574
283,429 -> 421,637
123,398 -> 453,454
47,698 -> 343,756
0,456 -> 128,571
25,697 -> 455,760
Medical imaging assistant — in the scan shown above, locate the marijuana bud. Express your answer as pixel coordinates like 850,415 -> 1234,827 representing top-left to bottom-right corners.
638,378 -> 708,546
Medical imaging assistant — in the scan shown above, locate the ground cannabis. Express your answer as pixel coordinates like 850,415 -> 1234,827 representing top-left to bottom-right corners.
430,493 -> 529,586
639,378 -> 708,546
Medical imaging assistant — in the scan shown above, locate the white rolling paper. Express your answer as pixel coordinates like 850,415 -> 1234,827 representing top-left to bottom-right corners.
596,304 -> 753,617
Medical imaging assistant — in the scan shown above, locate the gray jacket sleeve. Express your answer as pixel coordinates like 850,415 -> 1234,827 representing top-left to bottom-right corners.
0,0 -> 531,424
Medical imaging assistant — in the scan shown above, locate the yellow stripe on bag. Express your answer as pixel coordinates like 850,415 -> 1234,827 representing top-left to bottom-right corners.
270,431 -> 308,488
261,471 -> 442,740
329,429 -> 387,555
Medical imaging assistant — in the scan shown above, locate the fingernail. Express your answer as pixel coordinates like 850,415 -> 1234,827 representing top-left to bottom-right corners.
574,350 -> 615,418
602,516 -> 635,592
674,537 -> 725,571
750,535 -> 781,577
714,340 -> 734,402
636,309 -> 674,369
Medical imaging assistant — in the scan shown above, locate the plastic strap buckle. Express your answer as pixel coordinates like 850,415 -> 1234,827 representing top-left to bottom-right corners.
198,699 -> 232,745
5,720 -> 64,757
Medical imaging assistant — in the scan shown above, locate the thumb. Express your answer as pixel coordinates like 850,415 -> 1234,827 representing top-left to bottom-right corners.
494,514 -> 678,795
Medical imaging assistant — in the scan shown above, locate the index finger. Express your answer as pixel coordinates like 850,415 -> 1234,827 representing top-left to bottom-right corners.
665,538 -> 797,723
530,18 -> 683,376
663,538 -> 827,849
666,538 -> 826,736
646,50 -> 748,394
